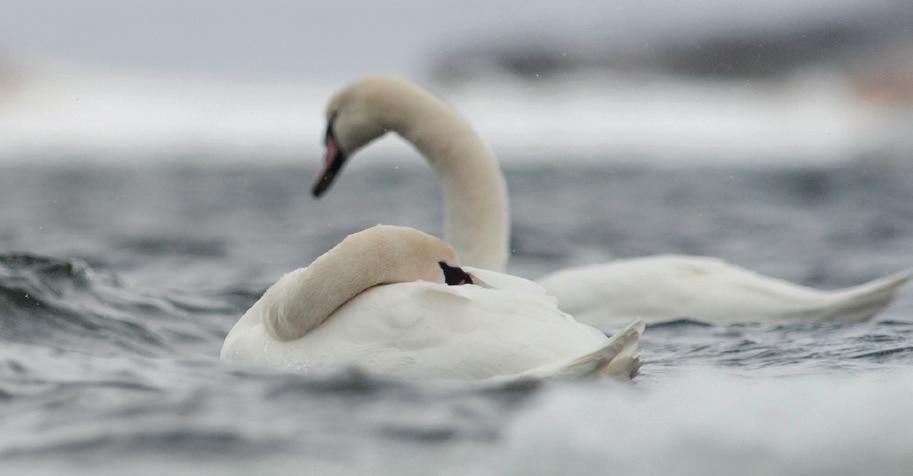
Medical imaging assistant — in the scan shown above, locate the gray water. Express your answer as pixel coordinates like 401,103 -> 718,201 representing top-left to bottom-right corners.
1,158 -> 912,475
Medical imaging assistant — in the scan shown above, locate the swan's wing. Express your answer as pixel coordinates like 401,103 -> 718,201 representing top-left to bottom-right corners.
464,266 -> 551,295
231,280 -> 607,379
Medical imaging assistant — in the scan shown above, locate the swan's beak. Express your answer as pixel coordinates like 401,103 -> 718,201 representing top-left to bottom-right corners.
312,124 -> 347,197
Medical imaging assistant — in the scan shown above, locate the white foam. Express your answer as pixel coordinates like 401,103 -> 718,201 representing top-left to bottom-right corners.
490,368 -> 913,476
0,67 -> 896,165
0,68 -> 325,162
453,72 -> 888,165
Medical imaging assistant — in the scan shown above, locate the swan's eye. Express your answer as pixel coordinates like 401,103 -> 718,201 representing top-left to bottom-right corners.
438,261 -> 474,286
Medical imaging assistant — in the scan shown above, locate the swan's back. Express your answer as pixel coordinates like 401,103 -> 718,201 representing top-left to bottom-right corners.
539,255 -> 912,326
221,268 -> 608,380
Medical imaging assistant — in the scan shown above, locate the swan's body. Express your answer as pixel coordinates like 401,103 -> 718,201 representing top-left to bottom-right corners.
539,255 -> 913,325
221,225 -> 643,380
313,76 -> 911,326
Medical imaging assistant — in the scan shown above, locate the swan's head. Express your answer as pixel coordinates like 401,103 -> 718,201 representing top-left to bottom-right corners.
312,76 -> 426,197
342,224 -> 473,286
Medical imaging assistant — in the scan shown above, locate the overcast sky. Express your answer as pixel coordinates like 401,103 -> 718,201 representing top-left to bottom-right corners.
0,0 -> 896,83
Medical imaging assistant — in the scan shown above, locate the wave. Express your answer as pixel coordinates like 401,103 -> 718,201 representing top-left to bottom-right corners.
493,368 -> 913,476
0,252 -> 235,356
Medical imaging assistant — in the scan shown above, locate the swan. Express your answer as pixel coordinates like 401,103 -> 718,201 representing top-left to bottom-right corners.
310,76 -> 912,326
220,225 -> 644,381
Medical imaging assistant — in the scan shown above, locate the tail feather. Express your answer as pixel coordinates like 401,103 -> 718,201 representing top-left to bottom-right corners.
505,319 -> 645,382
821,269 -> 912,323
560,319 -> 644,379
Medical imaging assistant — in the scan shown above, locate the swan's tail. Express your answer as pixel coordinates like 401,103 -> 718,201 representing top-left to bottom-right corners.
820,269 -> 912,323
503,319 -> 645,382
556,319 -> 645,379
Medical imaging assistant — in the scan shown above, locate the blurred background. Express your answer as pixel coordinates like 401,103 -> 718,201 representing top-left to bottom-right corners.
2,0 -> 912,166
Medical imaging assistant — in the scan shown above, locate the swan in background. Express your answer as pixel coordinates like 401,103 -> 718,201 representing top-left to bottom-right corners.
310,76 -> 912,326
221,225 -> 644,381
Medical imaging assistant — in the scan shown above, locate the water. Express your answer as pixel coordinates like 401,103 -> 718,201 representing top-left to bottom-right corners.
1,158 -> 912,475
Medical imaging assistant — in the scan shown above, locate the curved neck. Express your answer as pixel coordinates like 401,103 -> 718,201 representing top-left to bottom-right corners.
261,226 -> 451,341
387,88 -> 510,272
262,246 -> 383,342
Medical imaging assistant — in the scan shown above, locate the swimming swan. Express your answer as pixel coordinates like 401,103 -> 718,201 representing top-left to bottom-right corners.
220,225 -> 644,381
310,76 -> 912,326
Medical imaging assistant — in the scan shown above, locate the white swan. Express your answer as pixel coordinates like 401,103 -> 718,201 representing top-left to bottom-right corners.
310,76 -> 912,326
221,225 -> 644,381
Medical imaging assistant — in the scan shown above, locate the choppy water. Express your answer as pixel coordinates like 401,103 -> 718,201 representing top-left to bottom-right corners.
1,158 -> 912,475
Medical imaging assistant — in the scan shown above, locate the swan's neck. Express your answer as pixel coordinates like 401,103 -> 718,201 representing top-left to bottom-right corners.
395,94 -> 509,272
260,225 -> 452,341
261,247 -> 382,341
